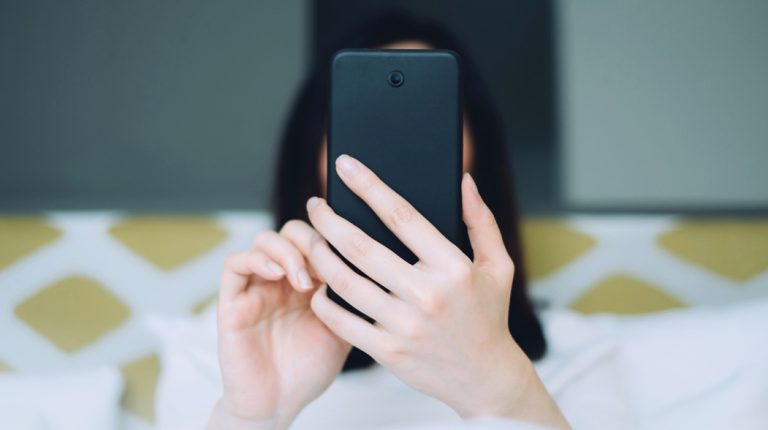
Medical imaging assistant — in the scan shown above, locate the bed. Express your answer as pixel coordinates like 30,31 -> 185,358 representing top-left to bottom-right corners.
1,213 -> 767,429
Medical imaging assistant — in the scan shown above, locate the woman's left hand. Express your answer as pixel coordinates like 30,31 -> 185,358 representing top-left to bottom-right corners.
305,155 -> 569,430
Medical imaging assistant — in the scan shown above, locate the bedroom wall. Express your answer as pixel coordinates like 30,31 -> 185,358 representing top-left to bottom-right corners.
0,0 -> 307,210
2,0 -> 766,212
559,0 -> 768,209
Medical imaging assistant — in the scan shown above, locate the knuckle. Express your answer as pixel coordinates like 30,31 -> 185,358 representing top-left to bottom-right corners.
400,319 -> 425,340
223,251 -> 240,268
418,291 -> 446,316
356,171 -> 377,193
279,219 -> 303,235
379,338 -> 406,364
447,261 -> 473,285
388,202 -> 416,229
308,244 -> 330,274
308,231 -> 324,250
307,240 -> 321,264
251,230 -> 273,247
344,232 -> 370,259
330,269 -> 351,295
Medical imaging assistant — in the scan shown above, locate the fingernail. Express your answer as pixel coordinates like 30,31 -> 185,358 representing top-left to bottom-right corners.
306,196 -> 320,211
336,154 -> 359,178
297,269 -> 313,291
266,260 -> 285,276
465,172 -> 480,198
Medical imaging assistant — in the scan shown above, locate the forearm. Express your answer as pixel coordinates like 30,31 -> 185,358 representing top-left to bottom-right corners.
207,398 -> 296,430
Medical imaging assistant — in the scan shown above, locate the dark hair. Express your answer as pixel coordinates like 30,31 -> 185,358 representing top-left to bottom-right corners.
272,11 -> 546,370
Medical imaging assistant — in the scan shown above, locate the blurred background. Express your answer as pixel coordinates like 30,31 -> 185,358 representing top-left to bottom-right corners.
3,0 -> 766,213
1,1 -> 767,429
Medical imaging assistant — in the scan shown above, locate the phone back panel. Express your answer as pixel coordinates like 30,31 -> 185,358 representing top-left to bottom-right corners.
328,49 -> 462,317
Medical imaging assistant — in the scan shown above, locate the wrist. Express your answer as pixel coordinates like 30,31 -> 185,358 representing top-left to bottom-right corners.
456,338 -> 531,418
207,397 -> 297,430
460,338 -> 571,430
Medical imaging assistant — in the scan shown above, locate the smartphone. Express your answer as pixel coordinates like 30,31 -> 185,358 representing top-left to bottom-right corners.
327,49 -> 463,321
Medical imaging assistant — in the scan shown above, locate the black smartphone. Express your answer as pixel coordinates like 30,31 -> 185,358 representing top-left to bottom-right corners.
327,49 -> 463,321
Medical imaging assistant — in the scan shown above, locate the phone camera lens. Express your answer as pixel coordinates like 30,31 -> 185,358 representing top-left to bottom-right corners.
388,70 -> 404,87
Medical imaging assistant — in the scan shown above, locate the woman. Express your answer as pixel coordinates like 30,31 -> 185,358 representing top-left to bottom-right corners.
208,12 -> 570,430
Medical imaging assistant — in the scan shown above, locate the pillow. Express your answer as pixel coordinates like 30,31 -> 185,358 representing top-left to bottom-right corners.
536,311 -> 632,429
0,366 -> 123,430
647,362 -> 768,430
606,297 -> 768,429
145,308 -> 221,430
540,297 -> 768,430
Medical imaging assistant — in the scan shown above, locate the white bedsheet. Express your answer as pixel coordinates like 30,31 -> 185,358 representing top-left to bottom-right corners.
146,298 -> 768,430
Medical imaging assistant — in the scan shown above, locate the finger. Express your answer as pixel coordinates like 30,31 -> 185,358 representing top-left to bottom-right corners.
252,230 -> 314,292
278,219 -> 322,281
308,231 -> 401,327
334,154 -> 464,265
306,196 -> 420,303
220,251 -> 286,302
461,173 -> 515,285
278,220 -> 315,255
311,284 -> 385,355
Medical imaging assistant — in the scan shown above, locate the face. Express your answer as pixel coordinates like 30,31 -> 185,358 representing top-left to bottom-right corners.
318,40 -> 475,194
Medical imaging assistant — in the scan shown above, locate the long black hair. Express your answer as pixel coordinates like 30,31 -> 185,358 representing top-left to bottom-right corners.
272,11 -> 546,370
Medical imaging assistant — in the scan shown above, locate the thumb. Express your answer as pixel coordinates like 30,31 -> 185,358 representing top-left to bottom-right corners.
461,173 -> 515,284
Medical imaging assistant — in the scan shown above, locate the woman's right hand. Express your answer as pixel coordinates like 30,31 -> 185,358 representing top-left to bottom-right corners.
208,220 -> 351,430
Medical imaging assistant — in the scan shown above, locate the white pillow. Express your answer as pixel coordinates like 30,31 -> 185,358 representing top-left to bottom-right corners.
145,309 -> 221,430
536,311 -> 632,430
607,298 -> 768,430
647,362 -> 768,430
0,366 -> 123,430
540,297 -> 768,430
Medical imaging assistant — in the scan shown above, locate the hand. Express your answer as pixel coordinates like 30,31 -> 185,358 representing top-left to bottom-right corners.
305,154 -> 570,430
209,221 -> 351,430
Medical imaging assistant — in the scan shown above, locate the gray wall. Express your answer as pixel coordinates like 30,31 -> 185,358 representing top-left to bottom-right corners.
559,0 -> 768,209
3,0 -> 766,212
0,0 -> 306,210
